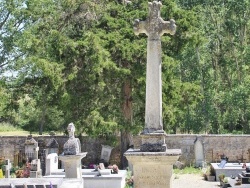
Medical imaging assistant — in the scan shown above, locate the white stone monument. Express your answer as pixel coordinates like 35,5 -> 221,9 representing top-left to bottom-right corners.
58,123 -> 87,179
45,153 -> 59,175
124,1 -> 181,188
101,145 -> 114,163
194,137 -> 204,167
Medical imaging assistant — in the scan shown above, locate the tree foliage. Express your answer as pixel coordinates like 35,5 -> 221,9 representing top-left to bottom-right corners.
1,0 -> 250,139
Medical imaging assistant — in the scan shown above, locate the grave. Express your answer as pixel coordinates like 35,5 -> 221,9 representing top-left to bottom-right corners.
3,159 -> 11,178
42,169 -> 127,188
46,138 -> 59,155
24,135 -> 42,178
211,162 -> 250,181
24,135 -> 39,160
100,145 -> 113,163
124,1 -> 181,188
238,171 -> 250,184
41,130 -> 126,188
194,137 -> 204,167
45,153 -> 59,176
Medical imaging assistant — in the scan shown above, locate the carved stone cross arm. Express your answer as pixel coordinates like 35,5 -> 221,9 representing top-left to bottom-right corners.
133,1 -> 176,40
159,18 -> 176,36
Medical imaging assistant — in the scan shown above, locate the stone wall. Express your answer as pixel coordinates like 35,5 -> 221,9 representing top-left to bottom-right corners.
134,134 -> 250,165
0,135 -> 250,167
0,135 -> 121,167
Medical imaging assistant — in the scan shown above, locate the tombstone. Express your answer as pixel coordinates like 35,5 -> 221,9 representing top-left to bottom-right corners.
40,138 -> 59,176
3,159 -> 11,178
100,145 -> 114,163
58,123 -> 87,179
24,135 -> 39,160
30,159 -> 42,178
46,138 -> 59,155
45,153 -> 58,175
194,137 -> 204,167
39,149 -> 47,176
124,2 -> 181,188
24,136 -> 42,178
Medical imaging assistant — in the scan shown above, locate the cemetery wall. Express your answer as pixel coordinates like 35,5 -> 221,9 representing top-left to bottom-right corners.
0,135 -> 250,167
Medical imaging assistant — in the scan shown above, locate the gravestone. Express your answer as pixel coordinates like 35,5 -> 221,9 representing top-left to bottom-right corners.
45,153 -> 58,175
58,123 -> 87,179
24,135 -> 39,160
3,159 -> 11,178
46,138 -> 59,154
100,145 -> 113,163
24,135 -> 42,178
194,137 -> 204,167
124,1 -> 181,188
30,159 -> 42,178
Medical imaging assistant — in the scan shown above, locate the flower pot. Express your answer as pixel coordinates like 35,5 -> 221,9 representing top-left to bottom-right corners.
207,175 -> 215,181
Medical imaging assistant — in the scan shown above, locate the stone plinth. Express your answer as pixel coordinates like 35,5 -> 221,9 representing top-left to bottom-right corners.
59,152 -> 87,178
124,149 -> 181,188
140,133 -> 166,152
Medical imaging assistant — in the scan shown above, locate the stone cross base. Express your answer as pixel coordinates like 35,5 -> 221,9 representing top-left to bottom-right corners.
140,133 -> 167,152
124,149 -> 181,188
59,152 -> 87,178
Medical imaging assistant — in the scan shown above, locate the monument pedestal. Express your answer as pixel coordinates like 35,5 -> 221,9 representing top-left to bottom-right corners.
124,149 -> 181,188
59,152 -> 87,178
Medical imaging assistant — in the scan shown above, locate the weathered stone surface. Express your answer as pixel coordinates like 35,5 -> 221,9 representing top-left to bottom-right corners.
63,123 -> 81,155
134,1 -> 176,134
63,138 -> 80,155
140,143 -> 166,152
124,149 -> 181,188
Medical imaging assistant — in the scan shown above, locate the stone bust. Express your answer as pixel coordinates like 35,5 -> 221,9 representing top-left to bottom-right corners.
63,123 -> 81,155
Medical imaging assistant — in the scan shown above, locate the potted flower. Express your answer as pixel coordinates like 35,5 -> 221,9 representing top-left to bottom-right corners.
108,164 -> 119,174
205,165 -> 215,181
218,174 -> 225,185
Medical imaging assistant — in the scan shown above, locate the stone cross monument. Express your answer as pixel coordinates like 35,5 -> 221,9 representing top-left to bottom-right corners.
124,2 -> 181,188
134,2 -> 176,135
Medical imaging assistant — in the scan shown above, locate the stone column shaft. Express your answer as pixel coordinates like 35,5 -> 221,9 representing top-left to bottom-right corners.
144,39 -> 163,133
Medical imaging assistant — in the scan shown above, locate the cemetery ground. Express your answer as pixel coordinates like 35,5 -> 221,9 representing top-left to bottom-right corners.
173,167 -> 219,188
173,174 -> 219,188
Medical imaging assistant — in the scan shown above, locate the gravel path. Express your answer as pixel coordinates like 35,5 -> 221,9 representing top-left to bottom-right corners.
173,174 -> 220,188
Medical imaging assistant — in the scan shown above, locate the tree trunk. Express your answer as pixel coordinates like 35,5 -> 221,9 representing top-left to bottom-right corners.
120,79 -> 133,169
39,90 -> 46,135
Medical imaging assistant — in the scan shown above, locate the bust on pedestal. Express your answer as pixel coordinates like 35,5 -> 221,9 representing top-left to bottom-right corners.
59,123 -> 87,179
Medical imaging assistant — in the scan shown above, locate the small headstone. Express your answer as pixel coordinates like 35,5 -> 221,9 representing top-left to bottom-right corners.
194,137 -> 204,167
45,153 -> 58,175
30,159 -> 42,178
46,138 -> 59,154
4,159 -> 11,178
100,145 -> 113,163
25,136 -> 39,160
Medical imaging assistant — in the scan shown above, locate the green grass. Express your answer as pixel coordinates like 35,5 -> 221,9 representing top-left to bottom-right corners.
0,122 -> 23,132
0,122 -> 31,136
174,166 -> 203,175
0,122 -> 64,136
